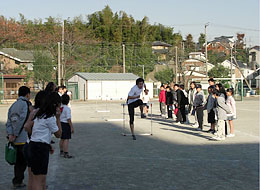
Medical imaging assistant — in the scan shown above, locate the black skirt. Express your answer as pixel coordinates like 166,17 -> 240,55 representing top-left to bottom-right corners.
61,122 -> 72,139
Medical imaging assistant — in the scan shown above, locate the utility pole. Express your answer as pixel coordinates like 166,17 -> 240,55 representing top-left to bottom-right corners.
122,44 -> 125,73
61,20 -> 65,85
175,46 -> 178,83
142,65 -> 144,79
205,23 -> 209,78
58,42 -> 61,86
230,47 -> 233,83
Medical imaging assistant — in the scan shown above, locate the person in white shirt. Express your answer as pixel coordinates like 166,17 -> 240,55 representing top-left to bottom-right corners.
26,92 -> 62,190
226,88 -> 237,137
142,89 -> 150,116
127,78 -> 146,140
59,94 -> 74,158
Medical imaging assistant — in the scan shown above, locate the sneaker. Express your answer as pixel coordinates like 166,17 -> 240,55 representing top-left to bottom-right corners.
13,183 -> 26,189
60,151 -> 64,157
192,124 -> 199,128
141,114 -> 146,118
132,135 -> 136,140
211,136 -> 225,141
226,134 -> 235,138
175,122 -> 181,125
207,129 -> 214,133
64,153 -> 74,159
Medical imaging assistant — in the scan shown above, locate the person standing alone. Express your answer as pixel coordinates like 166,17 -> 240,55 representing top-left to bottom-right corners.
6,86 -> 31,189
127,78 -> 146,140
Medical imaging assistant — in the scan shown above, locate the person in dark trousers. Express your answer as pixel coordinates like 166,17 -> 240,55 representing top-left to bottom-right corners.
205,85 -> 216,134
193,84 -> 205,131
174,84 -> 186,123
127,78 -> 146,140
6,86 -> 31,189
165,86 -> 173,119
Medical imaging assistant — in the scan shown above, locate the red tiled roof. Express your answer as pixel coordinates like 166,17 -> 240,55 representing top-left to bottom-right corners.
3,75 -> 26,79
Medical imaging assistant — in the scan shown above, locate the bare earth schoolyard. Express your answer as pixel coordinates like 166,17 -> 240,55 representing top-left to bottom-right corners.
0,98 -> 259,190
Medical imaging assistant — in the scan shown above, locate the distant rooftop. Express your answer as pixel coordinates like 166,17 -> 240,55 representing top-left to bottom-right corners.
0,48 -> 52,62
75,72 -> 139,81
250,46 -> 260,51
152,41 -> 172,47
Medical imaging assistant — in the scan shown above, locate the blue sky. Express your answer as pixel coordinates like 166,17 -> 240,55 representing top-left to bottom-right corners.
1,0 -> 259,45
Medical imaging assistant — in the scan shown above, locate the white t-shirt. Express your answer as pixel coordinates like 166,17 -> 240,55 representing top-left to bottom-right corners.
60,104 -> 71,123
30,116 -> 59,144
143,94 -> 150,104
127,85 -> 144,104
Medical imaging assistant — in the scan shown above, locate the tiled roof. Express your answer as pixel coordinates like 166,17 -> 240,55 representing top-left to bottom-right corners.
0,48 -> 34,62
152,41 -> 172,47
75,72 -> 139,81
0,48 -> 52,62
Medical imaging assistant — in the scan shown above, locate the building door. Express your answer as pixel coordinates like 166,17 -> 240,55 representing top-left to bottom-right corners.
67,83 -> 79,100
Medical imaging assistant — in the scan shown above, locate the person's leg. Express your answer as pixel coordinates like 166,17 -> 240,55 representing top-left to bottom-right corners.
180,106 -> 186,122
128,104 -> 136,139
63,139 -> 69,153
225,121 -> 228,135
176,109 -> 181,122
229,120 -> 234,134
217,120 -> 225,139
27,167 -> 33,190
32,174 -> 46,190
196,107 -> 203,129
13,145 -> 27,186
160,102 -> 162,115
59,139 -> 64,155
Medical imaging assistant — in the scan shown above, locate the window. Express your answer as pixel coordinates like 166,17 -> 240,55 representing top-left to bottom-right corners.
6,83 -> 17,88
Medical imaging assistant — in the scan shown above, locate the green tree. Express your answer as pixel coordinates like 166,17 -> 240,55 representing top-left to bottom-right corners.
198,33 -> 205,50
154,68 -> 175,84
208,65 -> 229,78
33,51 -> 55,87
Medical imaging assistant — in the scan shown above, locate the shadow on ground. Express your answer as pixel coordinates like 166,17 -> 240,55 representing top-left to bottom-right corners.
0,121 -> 259,190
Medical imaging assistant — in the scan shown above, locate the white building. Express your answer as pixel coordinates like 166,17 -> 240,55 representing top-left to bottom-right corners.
68,72 -> 153,101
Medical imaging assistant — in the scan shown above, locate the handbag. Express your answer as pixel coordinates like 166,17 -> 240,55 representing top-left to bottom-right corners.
5,143 -> 17,165
5,99 -> 30,165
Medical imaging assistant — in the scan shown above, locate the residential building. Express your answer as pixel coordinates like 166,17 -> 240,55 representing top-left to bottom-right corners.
152,41 -> 172,61
0,48 -> 34,72
249,46 -> 260,70
206,36 -> 235,55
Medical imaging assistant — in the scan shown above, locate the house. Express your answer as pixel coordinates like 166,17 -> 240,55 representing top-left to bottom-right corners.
68,72 -> 153,100
249,46 -> 260,70
182,52 -> 214,74
152,41 -> 172,61
0,74 -> 26,99
247,68 -> 260,88
206,36 -> 235,55
220,60 -> 254,79
0,48 -> 34,71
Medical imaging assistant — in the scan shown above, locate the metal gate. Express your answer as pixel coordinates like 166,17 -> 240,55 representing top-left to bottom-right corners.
67,83 -> 79,100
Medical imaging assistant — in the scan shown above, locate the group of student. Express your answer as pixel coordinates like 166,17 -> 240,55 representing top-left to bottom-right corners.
6,82 -> 74,190
158,78 -> 237,140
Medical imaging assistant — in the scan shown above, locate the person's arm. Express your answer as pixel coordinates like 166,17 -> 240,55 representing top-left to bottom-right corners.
231,97 -> 237,117
12,102 -> 28,138
24,109 -> 38,134
217,97 -> 231,114
68,119 -> 74,134
127,87 -> 140,100
54,108 -> 62,138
